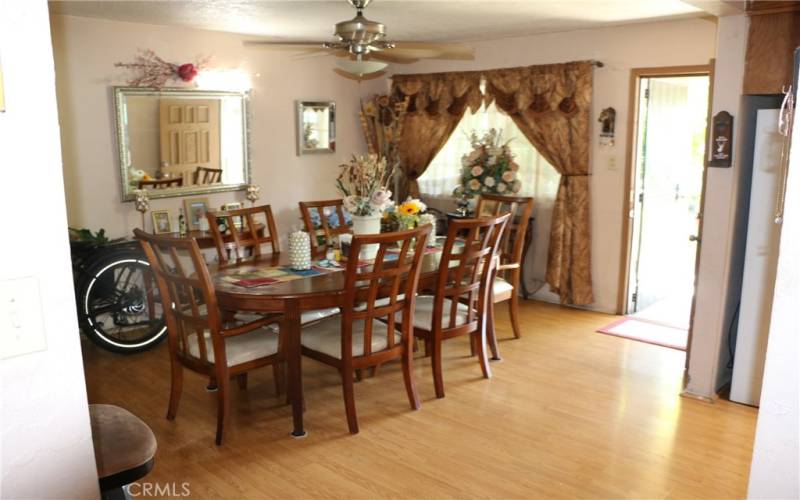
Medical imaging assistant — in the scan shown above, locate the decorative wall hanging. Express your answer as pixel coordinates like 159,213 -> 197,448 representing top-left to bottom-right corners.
598,107 -> 616,147
709,111 -> 733,168
114,49 -> 209,88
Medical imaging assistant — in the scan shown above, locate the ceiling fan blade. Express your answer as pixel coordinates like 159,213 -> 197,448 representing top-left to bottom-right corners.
369,52 -> 419,64
386,42 -> 474,60
292,48 -> 350,61
243,41 -> 327,51
334,68 -> 387,82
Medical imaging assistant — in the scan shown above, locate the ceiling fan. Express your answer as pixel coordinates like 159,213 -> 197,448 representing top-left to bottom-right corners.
245,0 -> 474,78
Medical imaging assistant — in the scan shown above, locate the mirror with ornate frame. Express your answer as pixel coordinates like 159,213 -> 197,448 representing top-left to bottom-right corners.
114,87 -> 251,201
296,100 -> 336,155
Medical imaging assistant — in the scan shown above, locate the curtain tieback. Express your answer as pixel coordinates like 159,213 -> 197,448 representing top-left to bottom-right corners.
561,173 -> 589,177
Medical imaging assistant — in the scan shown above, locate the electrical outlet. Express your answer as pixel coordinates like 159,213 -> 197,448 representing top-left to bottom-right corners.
608,157 -> 618,171
1,276 -> 47,360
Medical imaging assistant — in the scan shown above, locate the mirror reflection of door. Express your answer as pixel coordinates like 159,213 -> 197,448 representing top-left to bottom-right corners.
159,99 -> 221,185
627,74 -> 710,326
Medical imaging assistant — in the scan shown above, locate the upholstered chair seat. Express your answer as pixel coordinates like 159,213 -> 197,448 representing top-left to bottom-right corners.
401,295 -> 471,330
187,328 -> 280,367
492,277 -> 514,297
302,316 -> 401,359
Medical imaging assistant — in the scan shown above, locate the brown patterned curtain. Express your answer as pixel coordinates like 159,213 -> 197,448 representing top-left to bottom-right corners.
484,61 -> 593,305
391,72 -> 482,200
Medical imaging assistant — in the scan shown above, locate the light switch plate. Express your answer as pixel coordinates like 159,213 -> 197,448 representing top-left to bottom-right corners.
1,276 -> 48,359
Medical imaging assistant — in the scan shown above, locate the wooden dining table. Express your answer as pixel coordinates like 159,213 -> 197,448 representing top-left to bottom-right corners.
210,247 -> 448,438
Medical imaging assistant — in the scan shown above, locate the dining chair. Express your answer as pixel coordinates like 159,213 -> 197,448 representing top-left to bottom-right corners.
206,204 -> 280,265
299,225 -> 431,434
194,166 -> 223,185
404,213 -> 510,399
475,194 -> 535,348
298,199 -> 352,252
138,177 -> 183,190
206,204 -> 339,326
134,229 -> 284,445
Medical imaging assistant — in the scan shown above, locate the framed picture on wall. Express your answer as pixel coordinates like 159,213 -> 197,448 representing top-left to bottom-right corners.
183,197 -> 210,231
222,202 -> 243,229
151,210 -> 172,234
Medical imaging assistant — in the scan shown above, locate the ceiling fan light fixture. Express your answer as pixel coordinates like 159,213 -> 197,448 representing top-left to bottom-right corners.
335,57 -> 387,76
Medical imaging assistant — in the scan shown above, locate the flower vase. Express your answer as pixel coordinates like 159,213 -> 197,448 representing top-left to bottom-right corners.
351,213 -> 382,260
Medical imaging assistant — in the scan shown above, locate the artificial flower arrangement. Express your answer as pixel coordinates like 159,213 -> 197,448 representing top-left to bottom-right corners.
115,49 -> 209,88
386,198 -> 428,230
336,154 -> 394,216
453,128 -> 522,199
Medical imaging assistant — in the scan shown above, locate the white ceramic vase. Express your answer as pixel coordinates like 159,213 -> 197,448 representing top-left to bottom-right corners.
350,213 -> 382,260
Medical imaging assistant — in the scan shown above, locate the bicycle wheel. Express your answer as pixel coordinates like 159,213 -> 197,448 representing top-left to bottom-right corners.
78,251 -> 167,353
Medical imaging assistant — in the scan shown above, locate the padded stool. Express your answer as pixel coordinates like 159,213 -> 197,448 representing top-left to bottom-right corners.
89,404 -> 157,500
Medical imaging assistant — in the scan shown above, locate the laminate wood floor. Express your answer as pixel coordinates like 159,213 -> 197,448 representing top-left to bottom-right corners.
81,300 -> 757,499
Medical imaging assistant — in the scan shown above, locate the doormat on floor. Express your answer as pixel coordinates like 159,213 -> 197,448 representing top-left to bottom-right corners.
596,317 -> 688,351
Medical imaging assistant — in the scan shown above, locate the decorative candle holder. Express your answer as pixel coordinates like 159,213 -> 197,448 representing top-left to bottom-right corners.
246,184 -> 261,207
133,189 -> 150,230
288,229 -> 311,270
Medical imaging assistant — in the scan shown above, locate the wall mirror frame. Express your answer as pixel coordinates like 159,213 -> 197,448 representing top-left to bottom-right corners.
296,100 -> 336,155
114,87 -> 252,201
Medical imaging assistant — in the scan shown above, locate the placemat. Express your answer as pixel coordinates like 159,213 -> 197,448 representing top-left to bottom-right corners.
223,263 -> 342,288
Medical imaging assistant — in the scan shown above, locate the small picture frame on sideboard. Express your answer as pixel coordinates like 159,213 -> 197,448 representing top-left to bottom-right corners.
183,197 -> 210,231
222,202 -> 243,229
151,209 -> 172,234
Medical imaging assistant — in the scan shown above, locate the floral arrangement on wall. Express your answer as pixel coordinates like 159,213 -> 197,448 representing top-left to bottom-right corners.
114,49 -> 209,88
336,154 -> 395,216
453,129 -> 522,198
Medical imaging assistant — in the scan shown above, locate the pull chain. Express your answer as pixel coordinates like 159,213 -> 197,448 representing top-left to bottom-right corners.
775,85 -> 794,225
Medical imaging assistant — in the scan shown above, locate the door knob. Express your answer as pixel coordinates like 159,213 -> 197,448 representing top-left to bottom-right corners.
689,234 -> 700,242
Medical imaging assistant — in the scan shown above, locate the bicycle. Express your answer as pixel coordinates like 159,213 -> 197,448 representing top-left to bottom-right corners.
70,228 -> 167,354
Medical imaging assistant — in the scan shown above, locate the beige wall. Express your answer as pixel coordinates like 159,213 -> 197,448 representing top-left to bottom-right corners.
379,18 -> 717,313
51,14 -> 383,244
0,1 -> 99,498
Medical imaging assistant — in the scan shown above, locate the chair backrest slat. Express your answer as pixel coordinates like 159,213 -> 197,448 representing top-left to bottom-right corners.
207,204 -> 280,265
475,194 -> 535,276
299,199 -> 353,252
339,226 -> 430,360
433,214 -> 510,333
135,229 -> 223,366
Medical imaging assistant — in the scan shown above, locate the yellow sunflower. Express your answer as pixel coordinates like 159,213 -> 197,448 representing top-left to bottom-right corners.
399,202 -> 419,215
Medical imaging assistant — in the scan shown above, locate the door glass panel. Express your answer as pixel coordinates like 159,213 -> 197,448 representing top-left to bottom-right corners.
629,75 -> 709,317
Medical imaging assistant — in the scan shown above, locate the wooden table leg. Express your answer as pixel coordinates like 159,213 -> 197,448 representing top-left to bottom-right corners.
284,299 -> 306,438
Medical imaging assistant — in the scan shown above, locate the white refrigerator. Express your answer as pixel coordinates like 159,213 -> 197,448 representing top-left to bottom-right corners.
730,108 -> 785,406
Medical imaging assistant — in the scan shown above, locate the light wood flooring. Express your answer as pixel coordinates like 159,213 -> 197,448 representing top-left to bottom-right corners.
81,300 -> 758,499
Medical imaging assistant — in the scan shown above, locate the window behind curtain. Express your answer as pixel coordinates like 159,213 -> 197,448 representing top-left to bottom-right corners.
418,100 -> 561,295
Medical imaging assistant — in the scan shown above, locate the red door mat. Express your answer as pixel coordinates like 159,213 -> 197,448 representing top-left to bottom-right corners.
596,317 -> 688,351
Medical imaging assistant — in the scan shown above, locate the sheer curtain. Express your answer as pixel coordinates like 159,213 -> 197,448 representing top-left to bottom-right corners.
418,100 -> 561,294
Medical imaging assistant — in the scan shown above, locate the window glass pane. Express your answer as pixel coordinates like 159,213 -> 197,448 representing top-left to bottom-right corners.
418,100 -> 561,294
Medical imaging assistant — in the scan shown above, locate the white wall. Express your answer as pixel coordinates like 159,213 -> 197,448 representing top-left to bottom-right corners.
50,14 -> 382,244
0,1 -> 99,498
379,18 -> 717,313
685,15 -> 748,400
747,76 -> 800,499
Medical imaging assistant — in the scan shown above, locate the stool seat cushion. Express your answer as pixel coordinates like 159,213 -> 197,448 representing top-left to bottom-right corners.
493,277 -> 514,297
89,404 -> 157,481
